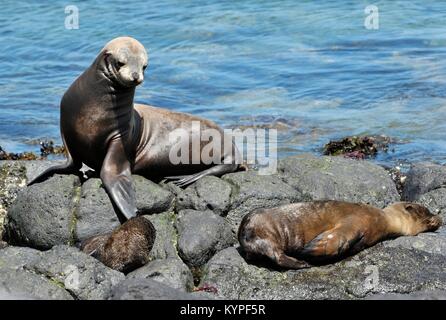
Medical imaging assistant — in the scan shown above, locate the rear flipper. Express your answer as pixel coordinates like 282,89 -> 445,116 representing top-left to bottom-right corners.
27,158 -> 81,186
273,252 -> 312,269
165,163 -> 239,188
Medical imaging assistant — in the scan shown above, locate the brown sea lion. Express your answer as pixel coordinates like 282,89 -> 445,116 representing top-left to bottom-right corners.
28,36 -> 242,220
80,216 -> 155,273
238,201 -> 442,269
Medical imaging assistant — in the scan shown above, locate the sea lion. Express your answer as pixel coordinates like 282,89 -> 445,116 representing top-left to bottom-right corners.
80,216 -> 155,273
28,36 -> 242,220
238,201 -> 442,269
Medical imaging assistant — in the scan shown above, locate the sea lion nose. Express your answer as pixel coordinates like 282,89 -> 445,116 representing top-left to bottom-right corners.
131,72 -> 140,82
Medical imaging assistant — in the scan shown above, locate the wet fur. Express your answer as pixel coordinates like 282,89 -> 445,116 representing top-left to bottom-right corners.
238,201 -> 442,269
81,216 -> 156,274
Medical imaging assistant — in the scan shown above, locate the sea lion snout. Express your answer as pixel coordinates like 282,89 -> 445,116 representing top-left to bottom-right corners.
101,36 -> 148,88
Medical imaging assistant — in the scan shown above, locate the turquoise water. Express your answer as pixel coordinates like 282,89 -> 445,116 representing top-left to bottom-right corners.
1,1 -> 446,165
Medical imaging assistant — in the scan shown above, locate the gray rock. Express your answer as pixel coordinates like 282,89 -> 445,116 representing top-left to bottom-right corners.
222,170 -> 303,233
134,175 -> 175,214
20,160 -> 65,183
76,178 -> 120,242
383,232 -> 446,256
278,154 -> 400,208
367,290 -> 446,300
110,278 -> 203,300
29,245 -> 125,300
0,162 -> 27,239
200,244 -> 446,299
417,188 -> 446,223
127,258 -> 194,291
195,177 -> 232,215
176,209 -> 235,267
6,174 -> 81,249
144,212 -> 178,260
0,246 -> 73,300
171,176 -> 233,216
402,162 -> 446,201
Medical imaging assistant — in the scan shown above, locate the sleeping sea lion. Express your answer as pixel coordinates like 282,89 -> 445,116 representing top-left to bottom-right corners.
28,36 -> 242,219
80,216 -> 155,273
238,201 -> 442,269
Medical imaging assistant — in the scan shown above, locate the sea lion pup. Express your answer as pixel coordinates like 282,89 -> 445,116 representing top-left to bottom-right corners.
28,36 -> 243,220
80,216 -> 155,273
238,201 -> 442,269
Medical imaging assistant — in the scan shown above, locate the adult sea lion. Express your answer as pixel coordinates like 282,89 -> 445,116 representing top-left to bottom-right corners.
28,36 -> 242,219
80,216 -> 155,273
238,201 -> 442,269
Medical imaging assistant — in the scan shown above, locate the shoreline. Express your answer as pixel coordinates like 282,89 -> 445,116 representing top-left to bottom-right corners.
0,154 -> 445,299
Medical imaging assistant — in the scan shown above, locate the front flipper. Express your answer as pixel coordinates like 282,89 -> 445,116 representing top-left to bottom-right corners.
27,156 -> 81,186
301,227 -> 365,260
100,139 -> 137,220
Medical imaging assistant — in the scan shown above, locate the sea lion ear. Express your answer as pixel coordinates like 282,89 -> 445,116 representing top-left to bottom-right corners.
404,204 -> 415,213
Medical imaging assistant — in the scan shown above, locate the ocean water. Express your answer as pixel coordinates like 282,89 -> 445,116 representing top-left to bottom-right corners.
0,1 -> 445,166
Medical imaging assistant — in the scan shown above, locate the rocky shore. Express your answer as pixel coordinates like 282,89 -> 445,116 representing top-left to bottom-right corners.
0,154 -> 445,300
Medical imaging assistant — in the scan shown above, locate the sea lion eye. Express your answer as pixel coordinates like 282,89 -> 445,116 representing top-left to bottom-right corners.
116,61 -> 125,69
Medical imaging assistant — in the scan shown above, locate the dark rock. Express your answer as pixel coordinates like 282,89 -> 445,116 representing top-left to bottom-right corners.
76,178 -> 120,242
6,174 -> 81,249
402,162 -> 446,201
29,245 -> 125,300
0,162 -> 27,239
383,232 -> 446,256
127,258 -> 194,291
0,246 -> 73,300
110,278 -> 203,300
194,177 -> 232,215
416,188 -> 446,223
176,209 -> 235,267
144,212 -> 178,260
367,290 -> 446,300
165,176 -> 232,216
200,244 -> 446,299
222,170 -> 303,233
278,154 -> 400,208
134,175 -> 175,214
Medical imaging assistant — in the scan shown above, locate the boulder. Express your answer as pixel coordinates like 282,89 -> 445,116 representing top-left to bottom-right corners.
76,178 -> 120,242
110,278 -> 203,300
144,212 -> 179,260
402,162 -> 446,201
28,245 -> 125,300
167,176 -> 233,216
200,243 -> 446,299
6,174 -> 81,249
0,162 -> 27,239
278,154 -> 400,208
127,258 -> 194,291
176,209 -> 235,267
417,188 -> 446,223
0,246 -> 72,300
222,170 -> 303,233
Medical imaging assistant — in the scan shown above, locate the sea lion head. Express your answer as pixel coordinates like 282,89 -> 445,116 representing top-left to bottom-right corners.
99,36 -> 148,88
385,202 -> 443,233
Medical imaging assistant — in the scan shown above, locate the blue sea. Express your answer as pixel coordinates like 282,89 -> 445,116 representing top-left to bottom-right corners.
1,1 -> 445,166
